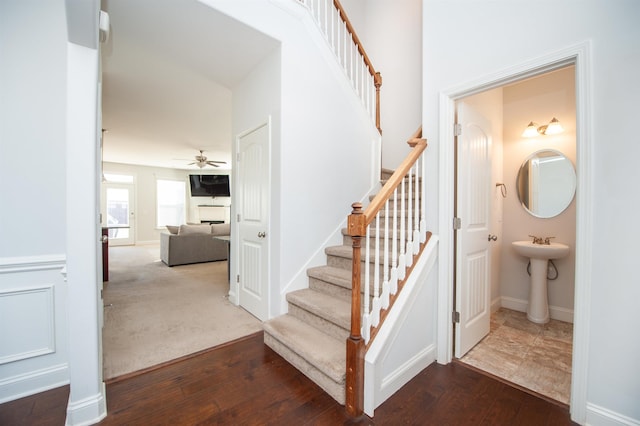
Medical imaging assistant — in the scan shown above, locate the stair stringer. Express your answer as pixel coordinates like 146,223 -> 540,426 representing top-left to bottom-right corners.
363,235 -> 439,417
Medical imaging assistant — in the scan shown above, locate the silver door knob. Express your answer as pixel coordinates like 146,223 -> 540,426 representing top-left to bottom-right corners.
100,235 -> 109,243
488,234 -> 498,241
257,232 -> 266,238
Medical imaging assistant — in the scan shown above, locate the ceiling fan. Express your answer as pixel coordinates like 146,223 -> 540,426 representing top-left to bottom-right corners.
187,150 -> 226,168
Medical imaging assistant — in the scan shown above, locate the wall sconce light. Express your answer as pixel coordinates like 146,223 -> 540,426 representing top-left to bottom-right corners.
522,117 -> 564,137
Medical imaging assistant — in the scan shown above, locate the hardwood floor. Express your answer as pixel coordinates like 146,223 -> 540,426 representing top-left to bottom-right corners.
0,332 -> 576,425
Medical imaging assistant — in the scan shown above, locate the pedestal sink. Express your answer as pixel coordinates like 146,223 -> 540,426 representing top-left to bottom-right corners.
512,240 -> 570,324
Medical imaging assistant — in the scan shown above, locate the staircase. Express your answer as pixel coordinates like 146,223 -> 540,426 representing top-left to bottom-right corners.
259,2 -> 429,414
263,170 -> 410,404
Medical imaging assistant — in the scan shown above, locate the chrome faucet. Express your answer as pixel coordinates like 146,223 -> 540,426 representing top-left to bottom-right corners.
529,235 -> 555,245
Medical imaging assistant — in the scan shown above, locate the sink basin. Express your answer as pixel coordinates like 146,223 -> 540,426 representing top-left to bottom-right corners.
512,241 -> 570,260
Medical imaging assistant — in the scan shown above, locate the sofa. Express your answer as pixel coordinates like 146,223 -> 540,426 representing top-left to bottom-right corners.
160,223 -> 230,266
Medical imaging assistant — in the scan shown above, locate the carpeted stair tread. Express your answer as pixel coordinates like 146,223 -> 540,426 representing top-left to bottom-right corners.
325,244 -> 394,262
287,289 -> 351,331
307,265 -> 352,289
263,315 -> 345,383
307,265 -> 374,293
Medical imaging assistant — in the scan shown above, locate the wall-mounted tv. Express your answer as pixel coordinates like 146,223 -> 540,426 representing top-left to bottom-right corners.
189,174 -> 230,197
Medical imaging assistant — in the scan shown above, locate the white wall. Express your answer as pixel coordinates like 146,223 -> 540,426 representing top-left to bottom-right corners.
210,0 -> 381,317
501,68 -> 576,318
0,1 -> 68,258
0,0 -> 71,404
340,0 -> 423,170
423,0 -> 640,423
231,47 -> 281,312
2,0 -> 106,421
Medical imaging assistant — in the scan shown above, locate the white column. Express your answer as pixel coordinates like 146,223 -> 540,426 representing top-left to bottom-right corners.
65,41 -> 107,425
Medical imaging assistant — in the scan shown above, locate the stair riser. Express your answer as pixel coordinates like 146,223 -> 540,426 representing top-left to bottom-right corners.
326,254 -> 392,278
309,276 -> 351,299
264,333 -> 345,404
342,233 -> 417,248
381,179 -> 422,189
374,219 -> 423,236
287,303 -> 350,341
308,276 -> 375,305
369,193 -> 422,203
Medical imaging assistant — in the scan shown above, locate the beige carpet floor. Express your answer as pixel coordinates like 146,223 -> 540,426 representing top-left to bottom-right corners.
102,244 -> 262,380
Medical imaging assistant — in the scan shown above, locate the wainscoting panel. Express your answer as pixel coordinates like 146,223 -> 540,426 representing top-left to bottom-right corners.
364,237 -> 439,417
0,254 -> 69,403
0,285 -> 55,364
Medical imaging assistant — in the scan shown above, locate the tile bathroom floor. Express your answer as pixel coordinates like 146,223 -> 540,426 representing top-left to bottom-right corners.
459,307 -> 573,405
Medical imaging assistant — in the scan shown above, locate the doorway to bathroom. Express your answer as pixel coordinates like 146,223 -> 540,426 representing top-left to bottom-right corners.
452,65 -> 577,405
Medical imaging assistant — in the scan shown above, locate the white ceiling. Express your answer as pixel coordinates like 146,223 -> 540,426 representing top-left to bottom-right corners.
100,0 -> 279,170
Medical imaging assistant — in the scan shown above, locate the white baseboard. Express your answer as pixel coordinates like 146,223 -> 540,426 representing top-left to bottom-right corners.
378,344 -> 436,400
491,296 -> 501,313
586,403 -> 640,426
500,296 -> 574,323
0,363 -> 69,404
65,382 -> 107,426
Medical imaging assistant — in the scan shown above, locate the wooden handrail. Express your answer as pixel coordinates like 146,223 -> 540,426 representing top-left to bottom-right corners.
361,141 -> 426,227
332,0 -> 383,134
333,0 -> 376,77
358,130 -> 425,232
345,127 -> 427,416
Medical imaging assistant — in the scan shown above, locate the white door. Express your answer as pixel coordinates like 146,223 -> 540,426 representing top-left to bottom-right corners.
237,122 -> 270,321
454,102 -> 492,358
101,183 -> 135,246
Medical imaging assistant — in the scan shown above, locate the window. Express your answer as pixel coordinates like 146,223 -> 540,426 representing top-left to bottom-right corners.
103,173 -> 134,184
157,179 -> 186,227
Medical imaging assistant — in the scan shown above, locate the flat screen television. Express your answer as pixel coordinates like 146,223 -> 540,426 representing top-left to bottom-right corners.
189,174 -> 230,197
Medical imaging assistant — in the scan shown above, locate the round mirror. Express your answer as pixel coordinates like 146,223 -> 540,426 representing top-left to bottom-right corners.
516,149 -> 576,218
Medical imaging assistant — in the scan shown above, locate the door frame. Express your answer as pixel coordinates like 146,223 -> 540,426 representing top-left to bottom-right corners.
435,41 -> 593,423
101,182 -> 136,246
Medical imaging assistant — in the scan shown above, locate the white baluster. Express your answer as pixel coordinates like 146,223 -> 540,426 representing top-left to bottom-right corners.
420,151 -> 427,243
406,167 -> 414,267
413,162 -> 420,254
372,212 -> 380,327
323,0 -> 328,36
382,200 -> 389,309
390,187 -> 398,294
361,312 -> 370,344
398,176 -> 406,280
364,224 -> 370,318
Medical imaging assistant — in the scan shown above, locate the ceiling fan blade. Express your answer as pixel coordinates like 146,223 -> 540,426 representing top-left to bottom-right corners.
207,160 -> 226,164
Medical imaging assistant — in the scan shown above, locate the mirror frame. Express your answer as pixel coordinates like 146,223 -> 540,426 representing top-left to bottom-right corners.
516,149 -> 576,218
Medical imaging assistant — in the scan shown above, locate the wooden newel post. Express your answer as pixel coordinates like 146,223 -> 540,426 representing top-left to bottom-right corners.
346,202 -> 365,416
374,72 -> 382,135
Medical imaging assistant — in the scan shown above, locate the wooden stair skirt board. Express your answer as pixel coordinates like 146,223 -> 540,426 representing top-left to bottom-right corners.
263,172 -> 419,407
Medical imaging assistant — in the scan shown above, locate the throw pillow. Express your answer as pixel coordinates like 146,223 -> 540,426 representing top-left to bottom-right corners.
211,223 -> 231,236
178,224 -> 212,235
166,225 -> 179,234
